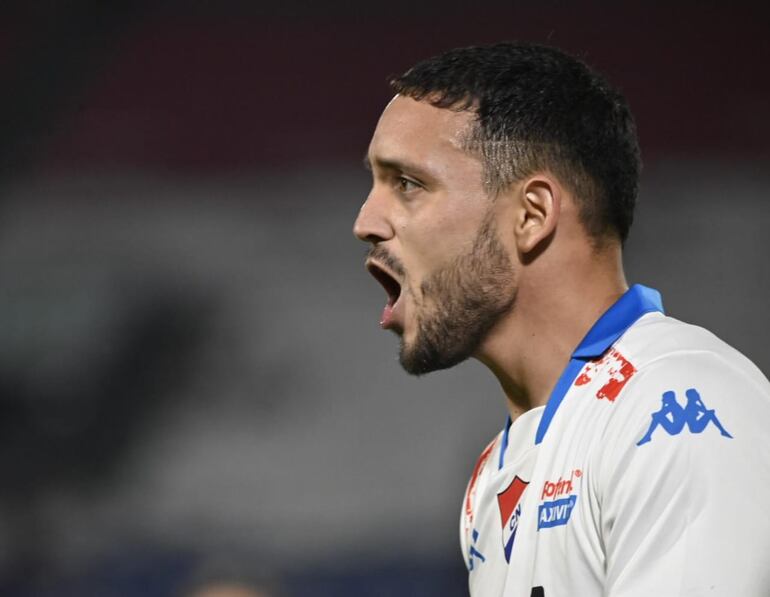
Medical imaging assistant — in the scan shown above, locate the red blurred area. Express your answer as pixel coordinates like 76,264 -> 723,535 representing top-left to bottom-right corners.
2,4 -> 768,172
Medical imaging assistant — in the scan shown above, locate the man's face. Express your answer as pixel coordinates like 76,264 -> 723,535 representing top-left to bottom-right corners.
354,95 -> 517,375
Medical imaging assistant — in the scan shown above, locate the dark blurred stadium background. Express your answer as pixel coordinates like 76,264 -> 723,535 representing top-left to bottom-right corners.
0,1 -> 768,595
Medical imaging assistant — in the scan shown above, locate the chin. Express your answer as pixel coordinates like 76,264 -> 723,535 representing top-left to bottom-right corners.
398,336 -> 474,377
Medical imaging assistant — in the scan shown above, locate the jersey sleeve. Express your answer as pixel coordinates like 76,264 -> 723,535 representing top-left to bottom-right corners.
594,350 -> 770,596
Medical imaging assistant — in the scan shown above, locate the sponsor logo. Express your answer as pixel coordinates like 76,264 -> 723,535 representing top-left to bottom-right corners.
575,347 -> 636,402
538,495 -> 578,529
538,469 -> 580,530
497,476 -> 529,562
637,388 -> 733,446
540,468 -> 580,501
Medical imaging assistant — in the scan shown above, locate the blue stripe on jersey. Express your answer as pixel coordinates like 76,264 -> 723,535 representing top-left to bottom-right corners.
499,284 -> 665,468
534,359 -> 587,446
499,416 -> 510,470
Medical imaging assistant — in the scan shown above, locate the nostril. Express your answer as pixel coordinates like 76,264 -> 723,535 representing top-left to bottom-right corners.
352,220 -> 376,243
353,210 -> 391,244
361,232 -> 387,244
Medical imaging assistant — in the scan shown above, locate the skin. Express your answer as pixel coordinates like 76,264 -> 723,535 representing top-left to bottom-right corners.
354,95 -> 628,421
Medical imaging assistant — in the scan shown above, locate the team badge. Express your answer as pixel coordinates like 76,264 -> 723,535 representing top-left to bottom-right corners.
637,388 -> 733,446
497,476 -> 529,562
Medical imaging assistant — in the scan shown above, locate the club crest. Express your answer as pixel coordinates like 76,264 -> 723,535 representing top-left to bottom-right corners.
497,476 -> 529,562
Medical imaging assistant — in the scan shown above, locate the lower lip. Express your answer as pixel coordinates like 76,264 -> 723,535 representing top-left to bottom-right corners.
380,295 -> 404,330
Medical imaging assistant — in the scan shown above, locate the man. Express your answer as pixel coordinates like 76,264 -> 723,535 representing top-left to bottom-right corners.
354,42 -> 770,596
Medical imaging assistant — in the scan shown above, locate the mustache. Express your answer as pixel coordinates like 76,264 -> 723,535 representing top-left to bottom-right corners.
366,245 -> 406,279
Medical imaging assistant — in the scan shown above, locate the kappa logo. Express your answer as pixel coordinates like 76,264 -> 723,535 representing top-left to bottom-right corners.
575,348 -> 636,402
637,388 -> 733,446
497,476 -> 529,563
538,469 -> 580,530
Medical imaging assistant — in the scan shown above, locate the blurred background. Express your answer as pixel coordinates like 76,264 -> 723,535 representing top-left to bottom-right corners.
0,1 -> 768,595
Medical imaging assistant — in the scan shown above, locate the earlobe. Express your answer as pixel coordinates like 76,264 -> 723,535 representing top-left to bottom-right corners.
515,176 -> 560,255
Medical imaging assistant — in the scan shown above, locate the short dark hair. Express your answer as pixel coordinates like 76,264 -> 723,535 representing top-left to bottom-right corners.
390,42 -> 641,244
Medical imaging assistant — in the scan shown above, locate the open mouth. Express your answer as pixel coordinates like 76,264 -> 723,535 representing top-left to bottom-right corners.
366,261 -> 403,328
367,262 -> 402,306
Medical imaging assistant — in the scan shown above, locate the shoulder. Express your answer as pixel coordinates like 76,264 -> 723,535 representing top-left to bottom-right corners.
593,312 -> 770,472
462,431 -> 503,510
467,434 -> 500,485
626,312 -> 762,372
594,316 -> 770,595
615,311 -> 769,407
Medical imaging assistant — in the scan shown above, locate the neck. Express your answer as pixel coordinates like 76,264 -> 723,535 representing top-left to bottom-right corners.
475,245 -> 627,422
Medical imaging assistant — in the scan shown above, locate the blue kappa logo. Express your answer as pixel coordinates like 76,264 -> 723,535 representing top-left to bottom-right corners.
637,388 -> 732,446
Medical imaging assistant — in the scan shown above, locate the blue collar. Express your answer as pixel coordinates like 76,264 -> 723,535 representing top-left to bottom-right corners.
499,284 -> 664,468
571,284 -> 663,359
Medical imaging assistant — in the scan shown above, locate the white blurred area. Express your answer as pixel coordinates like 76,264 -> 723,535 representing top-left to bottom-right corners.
0,160 -> 766,579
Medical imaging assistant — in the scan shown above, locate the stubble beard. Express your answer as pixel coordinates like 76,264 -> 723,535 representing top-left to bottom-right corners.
398,214 -> 517,376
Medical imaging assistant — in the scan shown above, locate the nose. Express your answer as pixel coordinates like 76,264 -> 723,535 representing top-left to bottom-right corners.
353,189 -> 394,244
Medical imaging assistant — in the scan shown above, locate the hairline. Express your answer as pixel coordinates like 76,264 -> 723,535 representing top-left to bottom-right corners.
398,90 -> 618,248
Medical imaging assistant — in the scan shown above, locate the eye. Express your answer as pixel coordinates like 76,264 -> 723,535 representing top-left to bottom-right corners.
396,176 -> 421,193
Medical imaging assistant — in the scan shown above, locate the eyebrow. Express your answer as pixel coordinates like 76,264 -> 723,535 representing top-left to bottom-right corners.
362,154 -> 433,181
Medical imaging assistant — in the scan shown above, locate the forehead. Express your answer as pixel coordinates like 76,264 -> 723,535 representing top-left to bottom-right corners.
368,95 -> 476,167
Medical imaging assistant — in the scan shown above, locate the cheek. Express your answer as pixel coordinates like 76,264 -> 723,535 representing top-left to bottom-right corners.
400,236 -> 444,295
404,211 -> 482,276
394,183 -> 491,286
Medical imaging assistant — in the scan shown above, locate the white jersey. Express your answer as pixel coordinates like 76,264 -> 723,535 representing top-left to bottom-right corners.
461,285 -> 770,596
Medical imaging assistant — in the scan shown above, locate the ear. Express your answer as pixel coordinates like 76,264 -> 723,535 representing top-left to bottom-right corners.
514,175 -> 561,255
